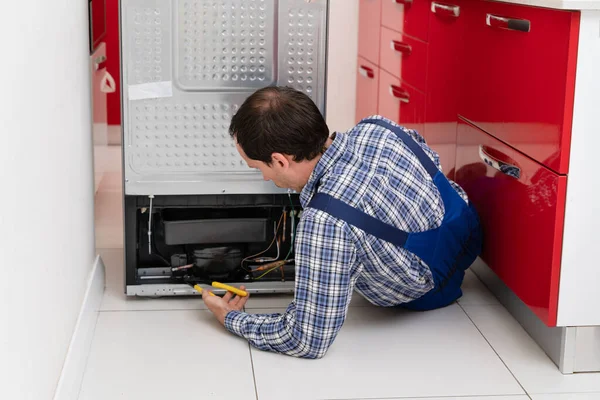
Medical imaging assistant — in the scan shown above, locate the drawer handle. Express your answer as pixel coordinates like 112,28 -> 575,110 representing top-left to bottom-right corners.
390,85 -> 410,103
391,40 -> 412,55
486,14 -> 530,32
431,2 -> 460,17
393,0 -> 413,5
359,65 -> 375,79
479,145 -> 521,179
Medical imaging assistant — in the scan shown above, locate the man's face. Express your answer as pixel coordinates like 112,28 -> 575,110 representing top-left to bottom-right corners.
235,142 -> 296,190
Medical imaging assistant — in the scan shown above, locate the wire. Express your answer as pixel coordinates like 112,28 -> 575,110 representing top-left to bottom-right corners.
148,195 -> 154,255
240,212 -> 284,269
282,208 -> 287,243
253,222 -> 281,263
255,193 -> 297,280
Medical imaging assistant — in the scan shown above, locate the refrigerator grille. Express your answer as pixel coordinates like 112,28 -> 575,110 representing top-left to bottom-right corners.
121,0 -> 329,195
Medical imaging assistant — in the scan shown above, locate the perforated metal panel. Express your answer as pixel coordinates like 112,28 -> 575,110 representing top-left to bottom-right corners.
176,0 -> 277,90
121,0 -> 329,195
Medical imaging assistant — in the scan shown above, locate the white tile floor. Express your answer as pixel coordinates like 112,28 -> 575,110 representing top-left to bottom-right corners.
81,143 -> 600,400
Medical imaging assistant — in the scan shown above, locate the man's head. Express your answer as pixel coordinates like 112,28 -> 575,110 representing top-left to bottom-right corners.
229,86 -> 330,192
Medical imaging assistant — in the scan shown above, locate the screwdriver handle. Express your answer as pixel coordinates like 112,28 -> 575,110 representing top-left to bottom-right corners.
193,284 -> 216,296
211,282 -> 248,297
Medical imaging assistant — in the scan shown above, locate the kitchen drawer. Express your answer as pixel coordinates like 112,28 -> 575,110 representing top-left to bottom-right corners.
356,57 -> 380,123
460,0 -> 579,174
379,26 -> 427,91
455,118 -> 566,326
359,0 -> 382,64
382,0 -> 430,42
378,69 -> 425,134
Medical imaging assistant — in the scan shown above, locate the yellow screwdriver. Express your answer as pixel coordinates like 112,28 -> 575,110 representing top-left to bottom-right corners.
192,282 -> 248,297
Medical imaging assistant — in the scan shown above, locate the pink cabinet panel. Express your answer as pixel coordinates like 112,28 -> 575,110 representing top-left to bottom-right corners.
382,0 -> 430,42
359,0 -> 382,64
378,69 -> 425,134
356,57 -> 380,123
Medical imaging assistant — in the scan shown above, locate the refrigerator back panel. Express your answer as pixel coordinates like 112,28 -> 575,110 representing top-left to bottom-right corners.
121,0 -> 329,195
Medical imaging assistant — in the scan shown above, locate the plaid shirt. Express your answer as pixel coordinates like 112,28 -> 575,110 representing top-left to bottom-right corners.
225,115 -> 468,358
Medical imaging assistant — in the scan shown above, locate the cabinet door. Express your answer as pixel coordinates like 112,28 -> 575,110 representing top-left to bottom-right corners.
379,27 -> 428,92
89,0 -> 106,51
358,0 -> 382,64
378,69 -> 425,134
460,0 -> 579,174
382,0 -> 430,42
455,118 -> 566,327
425,0 -> 466,179
356,58 -> 380,123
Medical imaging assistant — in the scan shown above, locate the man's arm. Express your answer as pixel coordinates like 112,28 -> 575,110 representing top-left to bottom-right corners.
222,211 -> 357,359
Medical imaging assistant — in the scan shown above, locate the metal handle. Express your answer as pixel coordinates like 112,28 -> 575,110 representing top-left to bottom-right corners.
486,14 -> 530,32
393,0 -> 413,5
479,145 -> 521,179
431,2 -> 460,17
391,40 -> 412,55
94,55 -> 107,71
389,85 -> 410,103
359,65 -> 375,79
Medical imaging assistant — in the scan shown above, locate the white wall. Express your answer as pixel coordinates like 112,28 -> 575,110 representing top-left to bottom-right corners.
326,0 -> 359,133
0,2 -> 96,399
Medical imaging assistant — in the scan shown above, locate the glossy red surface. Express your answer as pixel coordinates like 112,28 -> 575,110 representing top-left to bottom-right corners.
379,27 -> 428,92
382,0 -> 430,42
378,69 -> 425,134
106,0 -> 121,125
359,0 -> 382,65
90,0 -> 107,50
455,118 -> 566,326
356,57 -> 380,123
424,0 -> 466,180
459,0 -> 579,174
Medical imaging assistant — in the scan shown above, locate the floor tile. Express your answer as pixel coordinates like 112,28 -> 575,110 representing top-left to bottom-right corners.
457,269 -> 501,306
99,248 -> 207,311
78,310 -> 256,400
531,394 -> 600,399
462,304 -> 600,394
249,305 -> 524,400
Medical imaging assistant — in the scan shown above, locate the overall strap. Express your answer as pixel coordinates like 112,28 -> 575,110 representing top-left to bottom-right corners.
307,118 -> 441,247
308,193 -> 409,247
361,118 -> 440,179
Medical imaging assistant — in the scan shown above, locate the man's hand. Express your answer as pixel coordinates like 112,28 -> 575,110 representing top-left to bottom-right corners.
202,285 -> 249,326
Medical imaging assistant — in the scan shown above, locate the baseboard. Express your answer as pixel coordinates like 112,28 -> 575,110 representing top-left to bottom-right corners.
53,255 -> 106,400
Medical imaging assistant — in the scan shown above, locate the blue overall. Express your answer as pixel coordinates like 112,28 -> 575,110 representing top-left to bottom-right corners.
308,118 -> 483,311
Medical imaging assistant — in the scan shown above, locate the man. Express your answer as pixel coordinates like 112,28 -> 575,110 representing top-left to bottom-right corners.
201,86 -> 482,359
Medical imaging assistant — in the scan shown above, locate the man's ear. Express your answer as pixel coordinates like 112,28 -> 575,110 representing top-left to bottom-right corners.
271,153 -> 290,168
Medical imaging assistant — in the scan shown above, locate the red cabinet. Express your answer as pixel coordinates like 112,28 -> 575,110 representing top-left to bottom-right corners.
89,0 -> 106,52
424,0 -> 465,178
359,0 -> 382,65
356,0 -> 580,327
355,57 -> 380,123
460,0 -> 579,174
455,118 -> 566,326
382,0 -> 430,42
379,27 -> 428,91
378,70 -> 425,134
